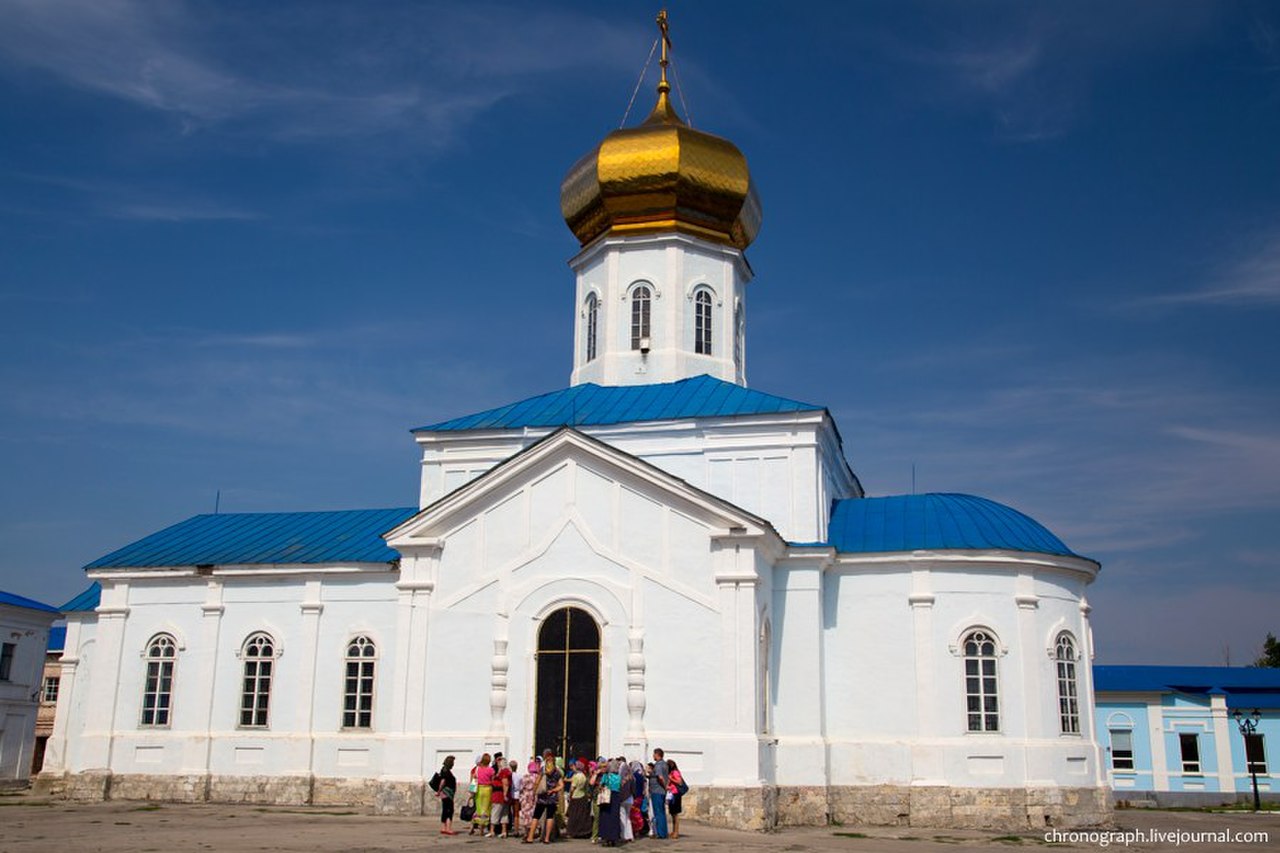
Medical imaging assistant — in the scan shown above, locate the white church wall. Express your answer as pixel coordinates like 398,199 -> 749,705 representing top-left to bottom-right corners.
416,413 -> 858,546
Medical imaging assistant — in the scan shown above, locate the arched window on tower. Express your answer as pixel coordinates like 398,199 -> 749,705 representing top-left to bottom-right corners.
585,293 -> 599,362
1055,632 -> 1081,734
734,302 -> 744,372
239,632 -> 277,728
343,636 -> 376,729
630,284 -> 651,350
140,633 -> 176,727
963,628 -> 1000,733
694,289 -> 712,355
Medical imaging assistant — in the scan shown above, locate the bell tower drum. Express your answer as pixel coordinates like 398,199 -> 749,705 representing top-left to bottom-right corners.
560,11 -> 761,388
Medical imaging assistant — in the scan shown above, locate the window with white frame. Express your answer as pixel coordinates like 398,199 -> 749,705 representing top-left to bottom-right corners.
963,629 -> 1000,732
342,636 -> 376,729
0,642 -> 14,681
1110,728 -> 1135,770
1246,733 -> 1267,775
585,293 -> 599,362
1179,732 -> 1201,773
140,634 -> 176,726
1055,632 -> 1081,734
694,289 -> 712,355
42,675 -> 59,703
630,284 -> 651,350
239,632 -> 276,728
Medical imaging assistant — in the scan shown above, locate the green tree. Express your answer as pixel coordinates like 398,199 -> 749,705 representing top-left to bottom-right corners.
1253,633 -> 1280,668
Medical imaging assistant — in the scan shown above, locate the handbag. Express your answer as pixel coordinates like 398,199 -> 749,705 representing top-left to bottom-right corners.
460,798 -> 476,822
596,786 -> 611,806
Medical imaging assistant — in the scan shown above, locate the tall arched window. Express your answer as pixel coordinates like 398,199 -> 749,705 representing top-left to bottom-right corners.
343,636 -> 376,729
140,634 -> 176,727
694,290 -> 712,355
239,632 -> 277,728
585,293 -> 599,362
1055,632 -> 1081,734
734,302 -> 744,371
630,285 -> 651,350
963,629 -> 1000,732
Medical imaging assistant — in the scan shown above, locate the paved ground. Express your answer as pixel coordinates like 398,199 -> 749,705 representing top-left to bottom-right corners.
1,793 -> 1277,853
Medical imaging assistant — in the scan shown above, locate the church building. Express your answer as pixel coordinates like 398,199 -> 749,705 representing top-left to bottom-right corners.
41,21 -> 1110,830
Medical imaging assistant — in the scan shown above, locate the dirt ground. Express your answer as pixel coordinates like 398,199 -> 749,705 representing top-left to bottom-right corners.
1,793 -> 1277,853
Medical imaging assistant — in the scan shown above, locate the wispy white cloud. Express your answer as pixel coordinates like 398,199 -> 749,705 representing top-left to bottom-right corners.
877,4 -> 1218,142
838,346 -> 1280,561
0,0 -> 637,147
1141,231 -> 1280,307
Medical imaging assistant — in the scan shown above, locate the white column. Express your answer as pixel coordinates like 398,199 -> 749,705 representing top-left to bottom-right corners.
385,546 -> 438,781
192,579 -> 225,775
1210,694 -> 1236,794
711,536 -> 764,785
485,614 -> 510,755
83,582 -> 130,771
1148,703 -> 1169,791
623,628 -> 646,755
909,565 -> 942,784
42,621 -> 83,773
298,579 -> 324,777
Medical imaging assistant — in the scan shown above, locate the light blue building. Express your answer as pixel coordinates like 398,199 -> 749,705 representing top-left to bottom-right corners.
1093,666 -> 1280,806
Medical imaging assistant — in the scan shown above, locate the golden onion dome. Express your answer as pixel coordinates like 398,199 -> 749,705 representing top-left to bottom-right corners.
560,75 -> 762,251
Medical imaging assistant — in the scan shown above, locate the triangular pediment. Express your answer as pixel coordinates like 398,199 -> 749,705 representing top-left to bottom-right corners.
385,427 -> 777,549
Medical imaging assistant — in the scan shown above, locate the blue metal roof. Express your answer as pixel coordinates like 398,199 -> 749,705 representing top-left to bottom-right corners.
414,375 -> 824,432
84,508 -> 418,569
47,625 -> 66,652
0,589 -> 59,613
824,493 -> 1081,558
1094,665 -> 1280,709
61,582 -> 101,612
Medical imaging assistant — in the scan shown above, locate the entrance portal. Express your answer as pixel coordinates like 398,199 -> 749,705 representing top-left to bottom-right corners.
534,606 -> 600,760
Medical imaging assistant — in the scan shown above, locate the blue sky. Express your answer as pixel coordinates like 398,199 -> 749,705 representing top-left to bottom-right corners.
2,0 -> 1277,665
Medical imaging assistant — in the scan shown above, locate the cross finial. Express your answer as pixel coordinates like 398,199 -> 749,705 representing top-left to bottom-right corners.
656,9 -> 672,92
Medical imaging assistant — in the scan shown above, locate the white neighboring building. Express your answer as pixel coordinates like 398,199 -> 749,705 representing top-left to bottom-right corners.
41,53 -> 1110,830
0,591 -> 59,788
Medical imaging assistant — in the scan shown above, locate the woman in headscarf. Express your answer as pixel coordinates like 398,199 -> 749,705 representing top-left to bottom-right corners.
596,759 -> 623,847
470,752 -> 494,835
519,757 -> 539,831
565,759 -> 592,838
616,756 -> 634,843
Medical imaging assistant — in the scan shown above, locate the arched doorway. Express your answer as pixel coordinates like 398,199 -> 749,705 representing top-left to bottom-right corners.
534,606 -> 600,760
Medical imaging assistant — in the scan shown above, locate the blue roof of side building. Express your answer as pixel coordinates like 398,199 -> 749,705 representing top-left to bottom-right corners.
0,589 -> 59,613
821,493 -> 1082,559
61,582 -> 101,612
414,374 -> 824,432
47,625 -> 66,651
1094,665 -> 1280,710
84,508 -> 418,570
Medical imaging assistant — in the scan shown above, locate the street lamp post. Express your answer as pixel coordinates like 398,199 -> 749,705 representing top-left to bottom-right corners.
1232,708 -> 1263,813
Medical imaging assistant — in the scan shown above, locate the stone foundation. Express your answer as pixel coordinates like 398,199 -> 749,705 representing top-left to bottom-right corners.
36,773 -> 1110,831
813,785 -> 1111,831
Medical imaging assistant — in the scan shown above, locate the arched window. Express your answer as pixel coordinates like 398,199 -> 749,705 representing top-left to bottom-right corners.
963,629 -> 999,732
630,285 -> 651,350
140,634 -> 176,727
1055,632 -> 1080,734
694,290 -> 712,355
585,293 -> 599,362
734,302 -> 744,371
239,632 -> 276,728
343,636 -> 376,729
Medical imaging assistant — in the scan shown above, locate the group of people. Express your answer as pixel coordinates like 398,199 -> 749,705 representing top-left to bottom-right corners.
430,748 -> 687,844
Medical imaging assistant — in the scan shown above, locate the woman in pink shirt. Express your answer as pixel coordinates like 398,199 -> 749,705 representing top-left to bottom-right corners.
470,753 -> 495,835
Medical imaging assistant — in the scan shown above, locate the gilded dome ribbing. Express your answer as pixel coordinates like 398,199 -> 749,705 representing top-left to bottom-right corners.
560,82 -> 762,250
